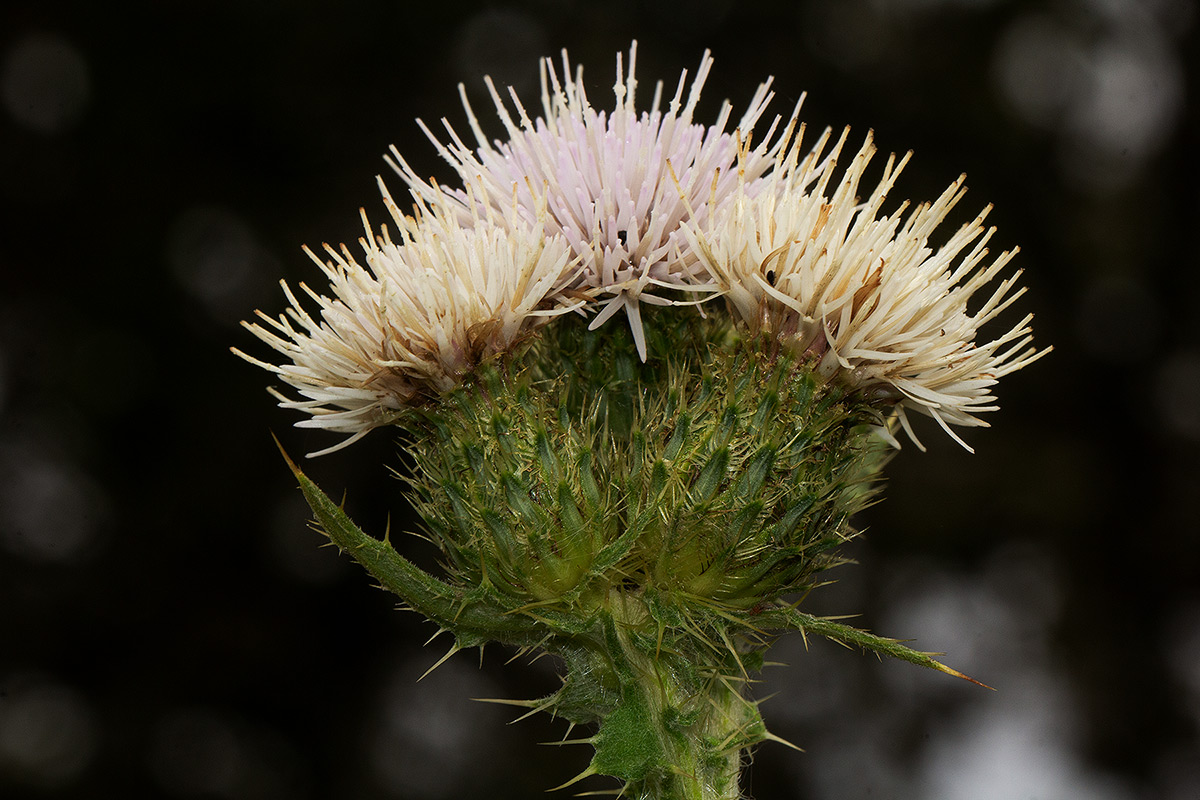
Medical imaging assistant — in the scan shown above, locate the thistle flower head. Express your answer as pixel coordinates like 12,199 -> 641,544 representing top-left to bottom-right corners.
247,44 -> 1049,798
682,125 -> 1048,451
235,182 -> 578,455
388,42 -> 799,359
239,42 -> 1046,455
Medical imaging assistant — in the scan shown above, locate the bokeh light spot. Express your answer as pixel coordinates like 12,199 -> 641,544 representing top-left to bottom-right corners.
1,32 -> 90,134
166,206 -> 277,324
919,673 -> 1137,800
0,446 -> 105,562
1155,351 -> 1200,441
368,655 -> 505,798
992,3 -> 1183,194
150,709 -> 244,796
0,675 -> 97,789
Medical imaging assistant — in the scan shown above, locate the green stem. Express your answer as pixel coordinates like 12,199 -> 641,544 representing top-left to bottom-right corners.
575,591 -> 759,800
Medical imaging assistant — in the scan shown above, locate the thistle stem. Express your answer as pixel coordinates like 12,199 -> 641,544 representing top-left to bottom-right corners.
579,591 -> 758,800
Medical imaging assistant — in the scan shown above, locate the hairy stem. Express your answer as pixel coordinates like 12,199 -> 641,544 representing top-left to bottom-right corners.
564,590 -> 761,800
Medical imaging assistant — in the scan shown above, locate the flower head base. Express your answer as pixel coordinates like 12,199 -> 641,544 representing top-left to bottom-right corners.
388,42 -> 799,360
683,125 -> 1048,451
234,183 -> 578,455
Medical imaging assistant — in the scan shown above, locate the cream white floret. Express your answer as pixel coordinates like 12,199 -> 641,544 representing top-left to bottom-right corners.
681,124 -> 1048,451
234,182 -> 579,455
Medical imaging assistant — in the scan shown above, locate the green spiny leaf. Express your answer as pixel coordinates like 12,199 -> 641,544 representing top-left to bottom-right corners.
759,606 -> 992,689
276,439 -> 542,644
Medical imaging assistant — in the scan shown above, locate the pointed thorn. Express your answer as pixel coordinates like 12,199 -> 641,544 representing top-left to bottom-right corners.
762,730 -> 805,753
418,646 -> 461,682
934,662 -> 995,690
423,627 -> 449,647
470,697 -> 542,708
272,432 -> 303,478
474,694 -> 560,724
547,766 -> 598,792
510,704 -> 555,724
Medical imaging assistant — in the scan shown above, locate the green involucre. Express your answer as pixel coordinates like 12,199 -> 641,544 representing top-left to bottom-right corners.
285,312 -> 979,800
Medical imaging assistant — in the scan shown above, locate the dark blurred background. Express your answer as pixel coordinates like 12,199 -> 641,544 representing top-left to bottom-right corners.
1,0 -> 1197,797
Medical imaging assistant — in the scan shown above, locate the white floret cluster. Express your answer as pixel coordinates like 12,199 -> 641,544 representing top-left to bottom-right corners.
237,43 -> 1046,454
